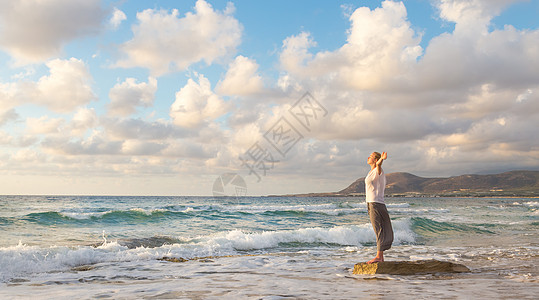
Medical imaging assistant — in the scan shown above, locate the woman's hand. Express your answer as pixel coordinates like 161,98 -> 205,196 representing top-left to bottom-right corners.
380,152 -> 387,160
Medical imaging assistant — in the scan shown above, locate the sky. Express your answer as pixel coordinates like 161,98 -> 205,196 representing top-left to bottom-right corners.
0,0 -> 538,196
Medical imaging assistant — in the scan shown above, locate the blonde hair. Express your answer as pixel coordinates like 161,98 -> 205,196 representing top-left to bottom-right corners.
373,152 -> 381,161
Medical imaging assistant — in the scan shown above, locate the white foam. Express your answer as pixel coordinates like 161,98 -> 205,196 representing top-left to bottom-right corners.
209,226 -> 372,250
0,220 -> 417,282
387,203 -> 411,208
390,207 -> 450,214
511,201 -> 539,208
220,203 -> 338,213
60,211 -> 109,219
59,207 -> 184,220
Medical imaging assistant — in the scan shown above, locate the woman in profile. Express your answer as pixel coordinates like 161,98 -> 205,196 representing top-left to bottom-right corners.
365,151 -> 393,263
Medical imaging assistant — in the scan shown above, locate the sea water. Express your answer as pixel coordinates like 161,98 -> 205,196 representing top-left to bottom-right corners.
0,196 -> 537,299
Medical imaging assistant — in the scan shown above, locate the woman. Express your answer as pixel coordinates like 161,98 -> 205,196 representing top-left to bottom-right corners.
365,151 -> 393,264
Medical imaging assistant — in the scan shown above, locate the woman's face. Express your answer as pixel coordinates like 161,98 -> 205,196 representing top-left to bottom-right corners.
367,152 -> 377,165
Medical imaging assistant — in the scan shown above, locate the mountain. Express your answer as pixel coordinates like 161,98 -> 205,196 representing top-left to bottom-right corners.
280,170 -> 539,197
337,170 -> 539,197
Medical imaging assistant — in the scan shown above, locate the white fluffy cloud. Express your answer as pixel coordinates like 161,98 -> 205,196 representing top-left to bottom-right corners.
0,109 -> 19,126
102,118 -> 184,141
108,77 -> 157,116
0,0 -> 106,64
116,0 -> 242,76
69,107 -> 98,135
0,58 -> 96,113
434,0 -> 521,33
26,116 -> 64,135
280,1 -> 422,91
35,58 -> 96,112
170,74 -> 229,128
217,56 -> 264,96
110,7 -> 127,29
26,108 -> 97,138
121,140 -> 166,156
0,131 -> 12,145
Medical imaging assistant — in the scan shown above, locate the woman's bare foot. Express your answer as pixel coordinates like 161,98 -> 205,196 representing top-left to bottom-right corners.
366,251 -> 384,264
366,257 -> 384,264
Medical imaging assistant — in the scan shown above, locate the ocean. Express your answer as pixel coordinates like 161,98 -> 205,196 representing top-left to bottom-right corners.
0,195 -> 538,299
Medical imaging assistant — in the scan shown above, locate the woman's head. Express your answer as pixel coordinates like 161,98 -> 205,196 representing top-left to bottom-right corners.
368,152 -> 381,164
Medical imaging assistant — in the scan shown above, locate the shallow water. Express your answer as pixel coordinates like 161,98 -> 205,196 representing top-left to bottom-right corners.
1,196 -> 538,299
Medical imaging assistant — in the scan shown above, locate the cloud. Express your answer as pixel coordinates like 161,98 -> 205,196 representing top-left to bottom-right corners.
162,140 -> 213,159
102,117 -> 184,140
280,32 -> 317,77
0,58 -> 96,113
42,132 -> 122,156
434,0 -> 522,33
69,107 -> 98,135
12,149 -> 45,163
0,109 -> 19,126
26,116 -> 64,135
0,0 -> 107,64
0,81 -> 20,112
416,23 -> 539,91
217,56 -> 264,96
110,7 -> 127,29
170,74 -> 229,128
416,110 -> 539,175
280,1 -> 422,91
108,77 -> 157,116
121,140 -> 166,156
116,0 -> 242,76
0,131 -> 13,145
35,58 -> 96,112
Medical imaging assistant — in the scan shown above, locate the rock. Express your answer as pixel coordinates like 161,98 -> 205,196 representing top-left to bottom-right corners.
353,260 -> 470,275
158,254 -> 261,263
159,256 -> 189,263
72,265 -> 95,271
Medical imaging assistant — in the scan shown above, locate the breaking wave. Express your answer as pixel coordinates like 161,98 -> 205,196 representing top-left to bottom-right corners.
0,219 -> 416,283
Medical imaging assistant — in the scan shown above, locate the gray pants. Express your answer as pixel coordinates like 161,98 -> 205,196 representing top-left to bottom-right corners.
367,202 -> 394,251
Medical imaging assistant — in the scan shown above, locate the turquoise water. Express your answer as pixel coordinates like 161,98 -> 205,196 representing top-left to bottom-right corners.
1,196 -> 538,299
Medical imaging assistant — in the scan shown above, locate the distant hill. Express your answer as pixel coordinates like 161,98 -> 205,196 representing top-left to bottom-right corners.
285,170 -> 539,197
339,170 -> 539,197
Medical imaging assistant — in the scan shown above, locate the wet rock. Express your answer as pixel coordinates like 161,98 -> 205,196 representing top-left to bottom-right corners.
159,256 -> 189,263
158,254 -> 260,263
353,260 -> 470,275
72,265 -> 95,271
